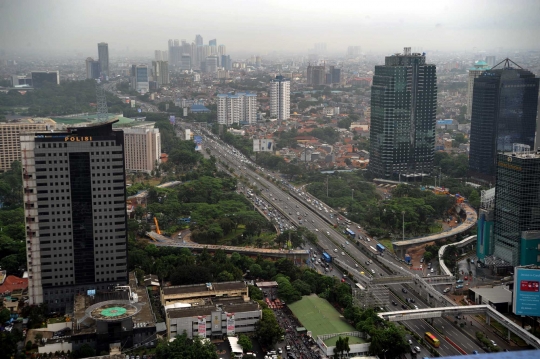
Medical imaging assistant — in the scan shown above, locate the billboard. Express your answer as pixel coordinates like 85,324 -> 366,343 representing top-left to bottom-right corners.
253,139 -> 274,152
197,316 -> 207,338
226,313 -> 235,336
130,100 -> 136,108
194,135 -> 202,151
169,115 -> 176,125
513,267 -> 540,316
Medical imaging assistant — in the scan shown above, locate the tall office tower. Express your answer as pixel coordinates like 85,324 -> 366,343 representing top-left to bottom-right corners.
173,39 -> 180,47
368,47 -> 437,179
182,40 -> 191,58
195,34 -> 203,46
180,55 -> 191,71
0,118 -> 56,172
329,66 -> 341,84
306,65 -> 325,85
466,60 -> 491,119
217,93 -> 257,125
485,56 -> 496,67
221,55 -> 232,71
130,65 -> 149,93
85,57 -> 101,79
347,46 -> 361,58
168,40 -> 174,63
218,45 -> 226,57
492,150 -> 540,266
314,42 -> 327,54
468,59 -> 539,181
190,43 -> 197,65
21,120 -> 128,312
154,50 -> 163,61
152,61 -> 169,86
97,42 -> 109,77
209,39 -> 217,47
255,56 -> 262,68
31,71 -> 60,88
206,55 -> 219,73
123,123 -> 161,173
269,75 -> 290,122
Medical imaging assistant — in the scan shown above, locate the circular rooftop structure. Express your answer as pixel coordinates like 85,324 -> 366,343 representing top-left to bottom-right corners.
86,300 -> 140,322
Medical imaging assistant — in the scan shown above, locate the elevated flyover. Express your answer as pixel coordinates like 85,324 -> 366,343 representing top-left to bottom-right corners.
378,305 -> 540,349
392,203 -> 478,257
153,240 -> 309,263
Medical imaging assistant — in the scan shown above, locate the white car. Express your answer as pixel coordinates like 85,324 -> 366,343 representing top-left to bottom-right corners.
315,229 -> 319,232
341,252 -> 345,256
334,248 -> 338,253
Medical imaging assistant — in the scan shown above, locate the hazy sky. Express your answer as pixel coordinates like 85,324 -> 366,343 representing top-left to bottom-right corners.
1,0 -> 539,56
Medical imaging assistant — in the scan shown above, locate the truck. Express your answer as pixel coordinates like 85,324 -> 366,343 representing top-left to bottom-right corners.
322,252 -> 332,263
404,254 -> 411,264
376,243 -> 385,254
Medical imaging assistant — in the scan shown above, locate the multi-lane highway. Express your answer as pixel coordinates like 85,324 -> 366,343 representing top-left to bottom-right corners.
186,124 -> 513,355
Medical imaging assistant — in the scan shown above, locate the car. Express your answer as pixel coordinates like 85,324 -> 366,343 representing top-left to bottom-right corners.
456,284 -> 464,289
392,301 -> 398,306
341,278 -> 346,283
334,248 -> 338,253
420,257 -> 424,263
402,288 -> 408,294
315,229 -> 319,232
371,269 -> 376,274
430,268 -> 434,273
357,225 -> 361,229
443,287 -> 451,293
402,304 -> 407,309
414,346 -> 421,353
355,263 -> 359,267
327,231 -> 330,235
420,264 -> 423,269
278,348 -> 283,354
464,275 -> 468,280
414,305 -> 419,310
472,351 -> 479,355
457,279 -> 464,283
410,298 -> 415,303
490,340 -> 497,346
341,252 -> 345,256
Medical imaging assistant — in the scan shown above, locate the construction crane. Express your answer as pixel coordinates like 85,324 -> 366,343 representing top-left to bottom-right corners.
153,216 -> 161,235
95,81 -> 109,122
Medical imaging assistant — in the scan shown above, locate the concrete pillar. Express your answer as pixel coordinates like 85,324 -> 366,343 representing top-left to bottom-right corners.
507,329 -> 511,341
486,313 -> 490,325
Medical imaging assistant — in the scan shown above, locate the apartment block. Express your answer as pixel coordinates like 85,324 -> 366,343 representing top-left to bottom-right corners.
123,123 -> 161,173
217,93 -> 257,125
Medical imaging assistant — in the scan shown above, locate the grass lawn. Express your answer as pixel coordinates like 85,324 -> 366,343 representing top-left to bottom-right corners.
288,295 -> 364,345
379,238 -> 394,253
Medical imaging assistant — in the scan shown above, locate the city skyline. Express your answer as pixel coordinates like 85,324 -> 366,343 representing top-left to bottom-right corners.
1,0 -> 539,56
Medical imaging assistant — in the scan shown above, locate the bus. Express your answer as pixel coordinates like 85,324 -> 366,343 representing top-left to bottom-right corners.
345,228 -> 356,238
355,283 -> 366,290
424,332 -> 440,348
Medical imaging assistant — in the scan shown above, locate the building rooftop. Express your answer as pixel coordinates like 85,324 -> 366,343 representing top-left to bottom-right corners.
167,301 -> 260,319
163,281 -> 246,296
470,285 -> 513,304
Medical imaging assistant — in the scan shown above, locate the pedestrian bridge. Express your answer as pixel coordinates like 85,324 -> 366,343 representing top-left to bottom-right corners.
378,305 -> 540,349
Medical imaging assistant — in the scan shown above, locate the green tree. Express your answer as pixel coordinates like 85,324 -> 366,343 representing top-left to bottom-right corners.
238,334 -> 253,353
254,308 -> 284,348
248,285 -> 264,300
155,333 -> 218,359
73,343 -> 96,359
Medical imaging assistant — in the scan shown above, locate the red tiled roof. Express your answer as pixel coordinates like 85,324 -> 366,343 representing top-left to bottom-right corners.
0,275 -> 28,294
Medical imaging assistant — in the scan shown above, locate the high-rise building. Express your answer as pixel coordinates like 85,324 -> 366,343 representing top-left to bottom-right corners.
269,75 -> 290,122
347,46 -> 361,58
306,65 -> 325,85
329,66 -> 341,84
85,57 -> 101,79
221,55 -> 232,71
255,56 -> 262,68
154,50 -> 164,61
97,42 -> 109,77
368,47 -> 437,179
469,59 -> 539,181
485,55 -> 496,67
492,150 -> 540,266
195,34 -> 203,46
0,118 -> 56,172
218,45 -> 226,57
152,61 -> 169,86
217,93 -> 257,125
21,120 -> 128,311
130,65 -> 149,93
31,71 -> 60,88
180,54 -> 191,71
123,123 -> 161,173
209,39 -> 217,47
466,60 -> 491,119
206,55 -> 219,73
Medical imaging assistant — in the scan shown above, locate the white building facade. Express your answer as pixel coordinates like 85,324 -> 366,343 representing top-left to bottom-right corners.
217,93 -> 257,125
123,123 -> 161,173
269,75 -> 290,121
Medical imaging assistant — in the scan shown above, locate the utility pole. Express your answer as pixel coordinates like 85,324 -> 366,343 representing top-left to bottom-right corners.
402,211 -> 405,240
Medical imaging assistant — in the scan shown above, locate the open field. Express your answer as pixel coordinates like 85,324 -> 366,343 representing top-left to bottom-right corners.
288,295 -> 365,345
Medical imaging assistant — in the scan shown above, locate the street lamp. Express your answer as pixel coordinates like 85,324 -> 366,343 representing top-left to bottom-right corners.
402,211 -> 405,241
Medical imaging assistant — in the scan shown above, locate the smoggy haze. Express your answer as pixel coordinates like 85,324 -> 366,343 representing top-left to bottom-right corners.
1,0 -> 539,56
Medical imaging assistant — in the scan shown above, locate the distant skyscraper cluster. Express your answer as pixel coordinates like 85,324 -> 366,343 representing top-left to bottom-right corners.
368,47 -> 437,179
269,75 -> 291,122
347,46 -> 361,58
306,64 -> 341,86
163,35 -> 228,73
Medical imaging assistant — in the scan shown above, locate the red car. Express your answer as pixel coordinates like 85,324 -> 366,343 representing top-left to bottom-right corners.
464,276 -> 468,280
341,278 -> 346,283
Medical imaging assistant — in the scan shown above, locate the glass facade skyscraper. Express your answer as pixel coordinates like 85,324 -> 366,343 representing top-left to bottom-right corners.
468,60 -> 539,181
493,152 -> 540,266
369,48 -> 437,179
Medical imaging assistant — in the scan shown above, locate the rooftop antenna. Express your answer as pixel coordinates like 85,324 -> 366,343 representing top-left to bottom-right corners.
96,81 -> 109,122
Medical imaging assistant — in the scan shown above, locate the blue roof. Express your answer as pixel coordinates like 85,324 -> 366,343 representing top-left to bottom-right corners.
437,119 -> 454,125
190,104 -> 210,112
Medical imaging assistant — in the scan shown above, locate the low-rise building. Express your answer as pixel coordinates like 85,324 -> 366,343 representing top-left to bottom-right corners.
161,281 -> 248,307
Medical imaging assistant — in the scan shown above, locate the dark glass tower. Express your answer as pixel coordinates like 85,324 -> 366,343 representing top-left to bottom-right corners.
468,59 -> 539,182
493,151 -> 540,266
22,120 -> 128,312
369,47 -> 437,179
